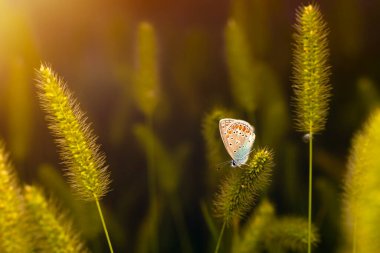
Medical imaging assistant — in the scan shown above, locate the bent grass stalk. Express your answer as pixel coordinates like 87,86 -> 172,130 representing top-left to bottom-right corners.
292,4 -> 331,252
214,221 -> 226,253
36,64 -> 113,252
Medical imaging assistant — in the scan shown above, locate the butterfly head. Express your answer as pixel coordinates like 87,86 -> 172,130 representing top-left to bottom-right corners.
231,156 -> 249,167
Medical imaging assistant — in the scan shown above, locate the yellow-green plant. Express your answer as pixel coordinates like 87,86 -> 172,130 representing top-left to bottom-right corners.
0,0 -> 39,163
133,22 -> 160,118
292,4 -> 331,252
264,217 -> 318,252
225,19 -> 259,114
132,22 -> 161,253
292,4 -> 331,134
37,164 -> 102,240
213,148 -> 274,253
230,0 -> 271,58
24,185 -> 89,253
201,108 -> 234,250
0,142 -> 32,252
134,124 -> 192,253
134,124 -> 186,199
234,199 -> 319,253
202,109 -> 231,169
357,77 -> 380,112
36,64 -> 113,252
233,199 -> 275,253
202,108 -> 234,189
343,109 -> 380,253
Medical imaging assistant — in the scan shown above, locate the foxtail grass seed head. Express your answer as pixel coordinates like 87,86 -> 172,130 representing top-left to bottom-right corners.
36,64 -> 111,201
202,108 -> 233,168
233,199 -> 275,253
344,108 -> 380,252
133,22 -> 160,118
0,143 -> 32,252
24,185 -> 89,253
225,19 -> 258,113
214,148 -> 274,224
292,4 -> 331,134
264,217 -> 319,252
37,164 -> 103,239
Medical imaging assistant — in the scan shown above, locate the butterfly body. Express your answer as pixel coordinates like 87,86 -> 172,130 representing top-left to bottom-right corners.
219,118 -> 256,167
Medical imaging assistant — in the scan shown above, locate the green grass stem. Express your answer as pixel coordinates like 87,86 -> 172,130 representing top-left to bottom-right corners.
353,216 -> 357,253
171,197 -> 193,253
200,200 -> 218,241
94,195 -> 114,253
214,221 -> 226,253
308,131 -> 313,253
147,117 -> 158,252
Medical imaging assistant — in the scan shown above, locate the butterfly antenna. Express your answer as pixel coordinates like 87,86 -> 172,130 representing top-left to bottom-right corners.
247,147 -> 257,157
237,163 -> 250,169
215,160 -> 232,170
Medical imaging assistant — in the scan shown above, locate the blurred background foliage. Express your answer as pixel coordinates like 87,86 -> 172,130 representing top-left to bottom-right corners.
1,0 -> 380,252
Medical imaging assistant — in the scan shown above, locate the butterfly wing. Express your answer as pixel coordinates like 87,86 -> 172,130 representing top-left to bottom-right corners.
219,119 -> 255,165
219,118 -> 235,154
219,118 -> 234,138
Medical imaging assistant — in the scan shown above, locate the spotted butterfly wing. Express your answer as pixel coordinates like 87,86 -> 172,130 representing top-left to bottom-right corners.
219,118 -> 255,166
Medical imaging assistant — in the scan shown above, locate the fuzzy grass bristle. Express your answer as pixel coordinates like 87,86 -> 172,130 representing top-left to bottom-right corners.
0,143 -> 32,252
233,199 -> 275,253
214,148 -> 274,224
292,4 -> 331,134
343,108 -> 380,252
264,217 -> 319,252
36,64 -> 110,201
24,185 -> 89,253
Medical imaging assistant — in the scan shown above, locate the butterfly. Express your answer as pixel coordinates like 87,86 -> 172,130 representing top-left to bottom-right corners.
219,118 -> 256,167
